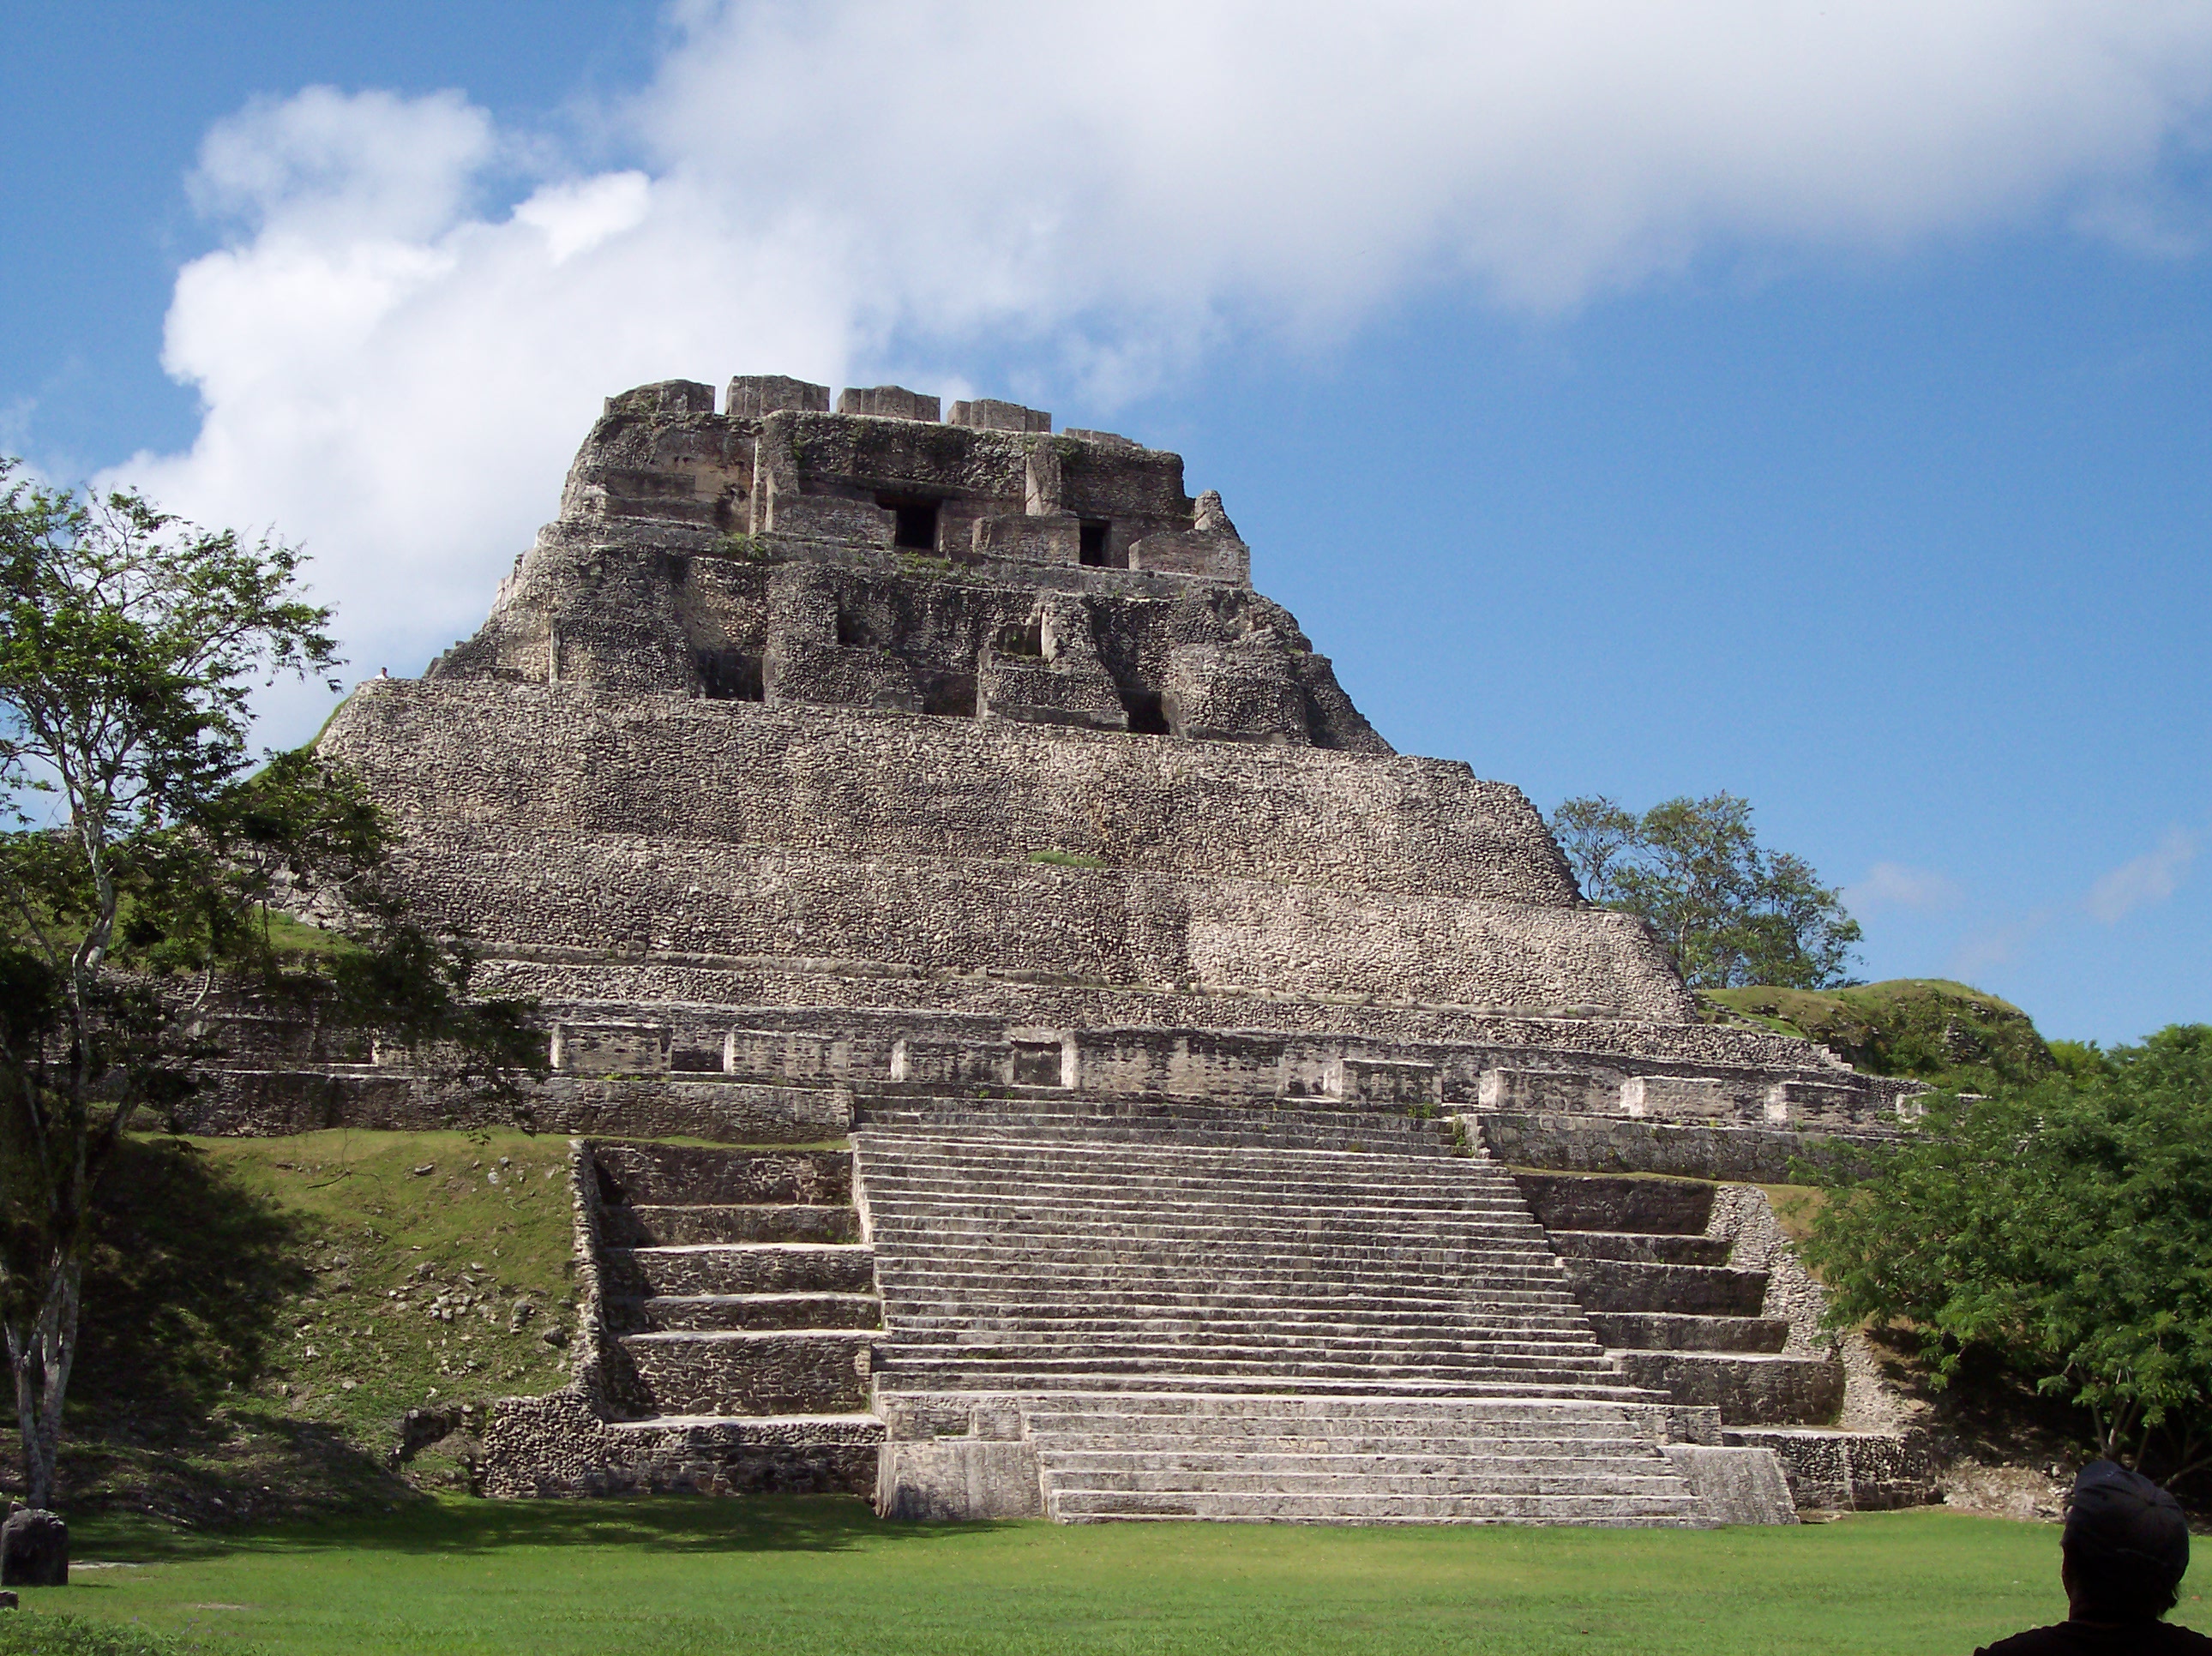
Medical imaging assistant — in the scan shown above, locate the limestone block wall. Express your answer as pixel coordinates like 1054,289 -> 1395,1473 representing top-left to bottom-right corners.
324,682 -> 1578,907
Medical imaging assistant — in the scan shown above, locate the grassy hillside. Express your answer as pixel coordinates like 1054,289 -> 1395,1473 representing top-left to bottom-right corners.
1698,979 -> 2054,1090
10,1130 -> 585,1522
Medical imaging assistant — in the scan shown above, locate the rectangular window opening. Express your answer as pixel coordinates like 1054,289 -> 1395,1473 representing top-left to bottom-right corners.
876,492 -> 941,551
1079,519 -> 1111,567
696,648 -> 764,701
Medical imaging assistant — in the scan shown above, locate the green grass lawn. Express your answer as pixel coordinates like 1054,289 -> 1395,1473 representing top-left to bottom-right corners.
12,1500 -> 2206,1656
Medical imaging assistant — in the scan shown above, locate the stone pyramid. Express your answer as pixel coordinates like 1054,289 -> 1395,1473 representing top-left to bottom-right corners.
201,375 -> 1929,1520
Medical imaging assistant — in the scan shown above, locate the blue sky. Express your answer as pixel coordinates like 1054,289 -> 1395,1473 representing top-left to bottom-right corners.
3,3 -> 2209,1045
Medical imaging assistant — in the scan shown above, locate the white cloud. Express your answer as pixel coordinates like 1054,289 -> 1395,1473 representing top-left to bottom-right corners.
2084,827 -> 2198,924
1848,861 -> 1963,915
99,2 -> 2212,740
1948,908 -> 2057,981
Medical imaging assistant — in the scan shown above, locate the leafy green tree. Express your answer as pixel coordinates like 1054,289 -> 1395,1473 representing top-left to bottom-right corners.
0,463 -> 536,1511
1798,1025 -> 2212,1486
1550,792 -> 1861,988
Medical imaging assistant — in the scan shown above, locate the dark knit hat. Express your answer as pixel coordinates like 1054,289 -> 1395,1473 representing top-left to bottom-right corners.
2065,1460 -> 2189,1593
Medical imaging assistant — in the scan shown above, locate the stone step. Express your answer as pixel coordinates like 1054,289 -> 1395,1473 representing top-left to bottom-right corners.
1032,1429 -> 1657,1454
877,1269 -> 1586,1305
1046,1489 -> 1698,1524
600,1203 -> 860,1246
604,1243 -> 875,1298
883,1340 -> 1622,1374
1588,1312 -> 1790,1353
1612,1350 -> 1846,1426
859,1147 -> 1517,1181
882,1328 -> 1609,1359
619,1328 -> 874,1415
609,1291 -> 883,1333
858,1141 -> 1516,1183
876,1353 -> 1624,1386
1513,1173 -> 1716,1236
593,1143 -> 851,1207
601,1412 -> 886,1446
889,1311 -> 1602,1339
863,1178 -> 1536,1213
1007,1390 -> 1668,1424
1562,1257 -> 1770,1317
869,1204 -> 1547,1236
1548,1231 -> 1732,1267
858,1110 -> 1463,1153
875,1370 -> 1668,1402
1045,1461 -> 1696,1495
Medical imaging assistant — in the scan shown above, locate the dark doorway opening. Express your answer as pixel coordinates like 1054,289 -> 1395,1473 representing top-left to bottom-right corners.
1079,520 -> 1111,567
1123,690 -> 1171,735
923,674 -> 978,718
876,492 -> 941,551
696,648 -> 764,701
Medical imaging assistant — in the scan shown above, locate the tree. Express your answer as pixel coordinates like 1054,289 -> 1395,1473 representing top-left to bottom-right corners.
1550,792 -> 1861,989
1798,1025 -> 2212,1488
0,463 -> 536,1512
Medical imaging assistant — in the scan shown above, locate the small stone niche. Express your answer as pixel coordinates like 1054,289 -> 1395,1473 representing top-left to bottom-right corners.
923,673 -> 978,718
1079,520 -> 1113,567
1011,1039 -> 1068,1088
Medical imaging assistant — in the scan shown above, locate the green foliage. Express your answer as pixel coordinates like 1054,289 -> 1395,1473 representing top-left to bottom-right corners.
1700,979 -> 2054,1091
1551,793 -> 1860,989
1799,1025 -> 2212,1485
712,532 -> 772,564
0,462 -> 540,1509
1025,849 -> 1108,870
0,1614 -> 241,1656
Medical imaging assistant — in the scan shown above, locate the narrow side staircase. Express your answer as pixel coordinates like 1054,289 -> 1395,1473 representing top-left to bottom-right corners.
586,1141 -> 884,1491
1516,1172 -> 1929,1510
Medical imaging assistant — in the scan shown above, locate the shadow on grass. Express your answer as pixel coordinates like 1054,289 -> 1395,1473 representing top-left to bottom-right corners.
79,1495 -> 1023,1563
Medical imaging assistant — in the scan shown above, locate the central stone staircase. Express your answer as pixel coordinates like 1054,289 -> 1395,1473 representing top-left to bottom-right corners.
856,1098 -> 1709,1525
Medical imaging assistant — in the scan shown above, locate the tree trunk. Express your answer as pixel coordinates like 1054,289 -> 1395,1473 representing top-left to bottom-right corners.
5,1251 -> 81,1510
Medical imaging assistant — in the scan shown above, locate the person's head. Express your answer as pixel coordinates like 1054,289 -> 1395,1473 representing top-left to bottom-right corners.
2059,1460 -> 2190,1623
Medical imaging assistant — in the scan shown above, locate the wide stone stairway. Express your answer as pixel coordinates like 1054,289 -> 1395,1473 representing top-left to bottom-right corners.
855,1100 -> 1708,1525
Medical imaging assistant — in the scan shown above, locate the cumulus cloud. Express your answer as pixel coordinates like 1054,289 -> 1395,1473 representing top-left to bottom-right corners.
1847,861 -> 1964,915
101,1 -> 2212,737
2084,827 -> 2198,923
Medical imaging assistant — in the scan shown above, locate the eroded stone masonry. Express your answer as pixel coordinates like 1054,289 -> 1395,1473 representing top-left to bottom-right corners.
200,376 -> 1934,1524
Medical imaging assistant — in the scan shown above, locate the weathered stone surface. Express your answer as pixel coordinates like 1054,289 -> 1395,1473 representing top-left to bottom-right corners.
1661,1444 -> 1797,1526
878,1440 -> 1045,1520
0,1510 -> 66,1587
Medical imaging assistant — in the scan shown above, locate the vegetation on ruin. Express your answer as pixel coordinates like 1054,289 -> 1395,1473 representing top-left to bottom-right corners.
0,1131 -> 577,1523
3,1501 -> 2197,1656
1801,1023 -> 2212,1491
1551,793 -> 1861,989
0,464 -> 540,1510
1700,978 -> 2056,1091
1027,849 -> 1109,869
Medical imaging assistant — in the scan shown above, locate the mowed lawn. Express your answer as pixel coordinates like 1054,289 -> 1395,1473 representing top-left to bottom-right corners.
20,1500 -> 2209,1656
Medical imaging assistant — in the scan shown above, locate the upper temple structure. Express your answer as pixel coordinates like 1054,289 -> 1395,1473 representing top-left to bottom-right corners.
201,376 -> 1937,1525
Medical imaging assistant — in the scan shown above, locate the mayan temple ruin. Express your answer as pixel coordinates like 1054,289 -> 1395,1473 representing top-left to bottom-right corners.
198,374 -> 1937,1524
